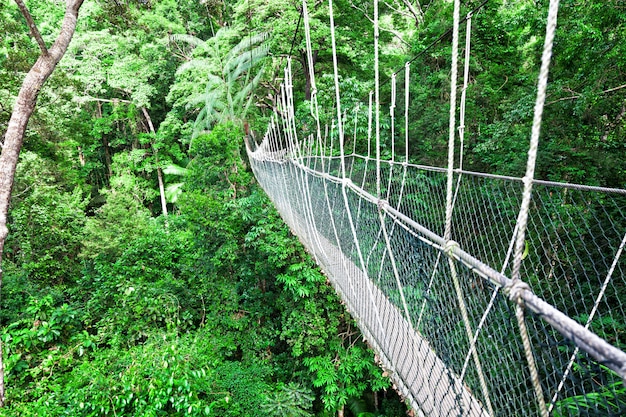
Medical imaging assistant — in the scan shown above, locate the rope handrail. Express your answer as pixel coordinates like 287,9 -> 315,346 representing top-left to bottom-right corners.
257,151 -> 626,195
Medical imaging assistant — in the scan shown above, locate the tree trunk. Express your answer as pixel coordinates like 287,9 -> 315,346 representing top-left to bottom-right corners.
300,49 -> 318,101
77,146 -> 86,166
102,136 -> 113,177
140,107 -> 168,217
96,101 -> 113,177
155,165 -> 168,216
0,0 -> 85,407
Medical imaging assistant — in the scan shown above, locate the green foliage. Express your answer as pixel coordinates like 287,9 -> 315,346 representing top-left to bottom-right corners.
3,328 -> 269,416
303,344 -> 390,413
1,296 -> 91,406
397,0 -> 626,187
6,152 -> 87,285
188,122 -> 251,194
79,224 -> 201,347
261,382 -> 314,417
553,366 -> 626,417
180,122 -> 254,268
81,152 -> 155,259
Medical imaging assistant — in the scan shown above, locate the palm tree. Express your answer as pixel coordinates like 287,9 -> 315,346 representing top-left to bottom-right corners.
164,30 -> 268,205
162,162 -> 188,204
170,29 -> 269,138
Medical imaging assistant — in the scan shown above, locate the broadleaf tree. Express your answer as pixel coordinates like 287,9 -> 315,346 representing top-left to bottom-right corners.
0,0 -> 85,406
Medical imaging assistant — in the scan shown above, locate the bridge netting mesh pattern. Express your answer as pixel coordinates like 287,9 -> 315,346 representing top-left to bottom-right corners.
246,0 -> 626,415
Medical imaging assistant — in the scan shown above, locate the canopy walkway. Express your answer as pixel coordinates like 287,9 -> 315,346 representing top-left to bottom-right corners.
246,1 -> 626,415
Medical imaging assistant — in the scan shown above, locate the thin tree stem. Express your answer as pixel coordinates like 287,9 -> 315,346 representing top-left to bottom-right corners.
14,0 -> 48,55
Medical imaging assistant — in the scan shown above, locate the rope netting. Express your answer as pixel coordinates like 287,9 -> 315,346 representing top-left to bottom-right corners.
246,1 -> 626,415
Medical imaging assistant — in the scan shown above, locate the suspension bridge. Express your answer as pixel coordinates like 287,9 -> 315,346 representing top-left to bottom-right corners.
246,1 -> 626,415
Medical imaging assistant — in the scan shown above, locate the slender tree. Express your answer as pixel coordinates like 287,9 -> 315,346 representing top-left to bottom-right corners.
0,0 -> 85,406
141,107 -> 168,217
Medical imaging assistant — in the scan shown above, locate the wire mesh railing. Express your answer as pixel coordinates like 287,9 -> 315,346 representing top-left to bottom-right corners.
249,144 -> 626,416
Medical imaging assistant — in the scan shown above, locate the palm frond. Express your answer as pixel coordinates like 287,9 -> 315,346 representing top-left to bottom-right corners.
227,44 -> 269,84
206,73 -> 225,89
185,30 -> 269,132
234,70 -> 259,106
165,182 -> 184,203
192,107 -> 211,138
226,32 -> 268,63
169,33 -> 205,48
163,164 -> 189,176
241,68 -> 266,117
177,58 -> 212,74
186,93 -> 206,108
203,88 -> 224,114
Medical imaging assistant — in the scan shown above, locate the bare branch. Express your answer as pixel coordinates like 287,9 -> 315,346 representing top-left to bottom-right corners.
84,96 -> 133,104
381,27 -> 411,47
546,95 -> 581,106
383,0 -> 424,26
140,106 -> 156,134
547,84 -> 626,106
349,1 -> 411,47
383,0 -> 414,20
401,0 -> 424,25
603,83 -> 626,94
14,0 -> 48,55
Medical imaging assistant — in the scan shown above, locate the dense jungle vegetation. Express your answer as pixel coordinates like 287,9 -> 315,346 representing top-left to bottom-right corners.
0,0 -> 624,416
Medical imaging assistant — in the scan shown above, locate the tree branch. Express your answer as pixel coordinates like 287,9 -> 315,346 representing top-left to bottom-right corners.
349,2 -> 411,47
14,0 -> 48,55
382,0 -> 413,20
546,95 -> 581,106
140,106 -> 156,134
383,0 -> 424,26
546,84 -> 626,106
401,0 -> 424,25
85,96 -> 133,104
603,83 -> 626,94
